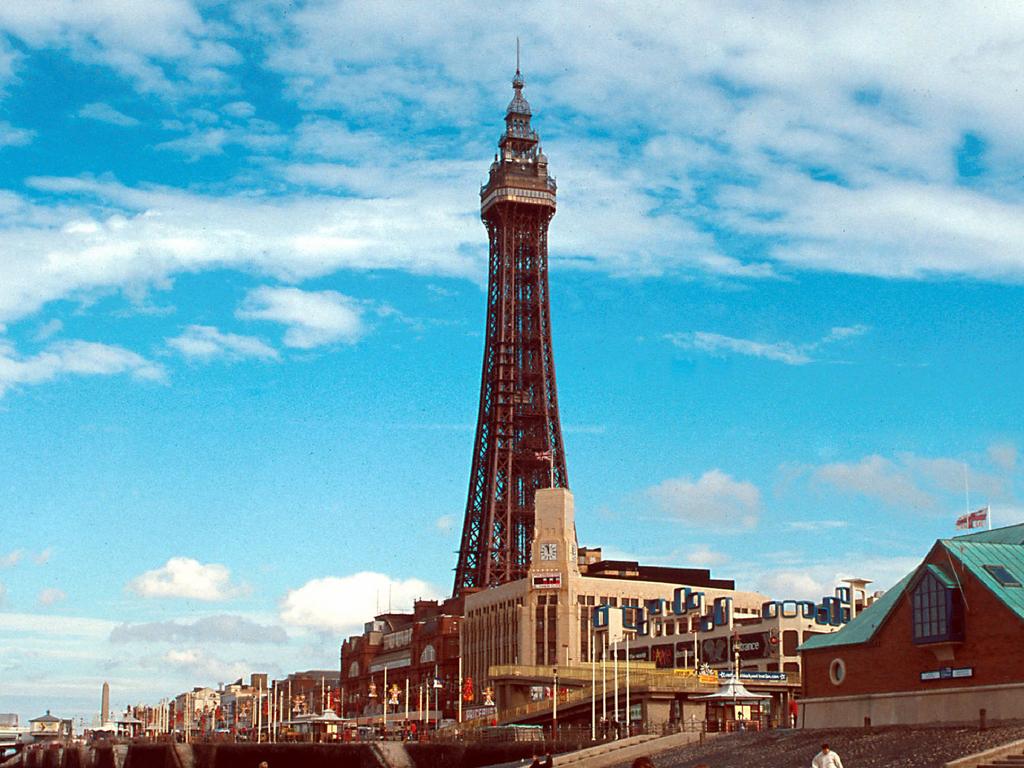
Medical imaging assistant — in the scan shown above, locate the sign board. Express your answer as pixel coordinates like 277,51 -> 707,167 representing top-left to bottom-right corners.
532,573 -> 561,589
718,671 -> 789,682
920,667 -> 973,682
733,631 -> 775,660
651,643 -> 675,669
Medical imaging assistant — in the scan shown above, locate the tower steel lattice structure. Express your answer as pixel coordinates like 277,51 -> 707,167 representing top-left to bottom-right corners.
453,67 -> 569,596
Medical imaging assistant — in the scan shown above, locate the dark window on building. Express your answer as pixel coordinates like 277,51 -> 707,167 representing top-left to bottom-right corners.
911,572 -> 964,644
983,564 -> 1022,587
783,630 -> 799,655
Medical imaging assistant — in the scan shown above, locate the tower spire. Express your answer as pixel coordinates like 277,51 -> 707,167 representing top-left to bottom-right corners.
516,36 -> 520,75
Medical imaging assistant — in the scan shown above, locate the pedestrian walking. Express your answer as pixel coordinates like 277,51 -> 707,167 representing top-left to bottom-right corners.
812,742 -> 844,768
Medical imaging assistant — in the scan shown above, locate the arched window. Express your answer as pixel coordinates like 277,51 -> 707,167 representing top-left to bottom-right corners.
348,661 -> 360,678
419,644 -> 436,664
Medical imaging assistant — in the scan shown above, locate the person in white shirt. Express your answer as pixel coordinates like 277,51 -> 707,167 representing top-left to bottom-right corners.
812,743 -> 844,768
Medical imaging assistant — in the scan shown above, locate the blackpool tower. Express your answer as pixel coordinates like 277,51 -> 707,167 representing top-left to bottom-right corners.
453,65 -> 569,596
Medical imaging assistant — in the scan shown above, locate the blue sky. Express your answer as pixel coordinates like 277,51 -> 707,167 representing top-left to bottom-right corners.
1,1 -> 1023,724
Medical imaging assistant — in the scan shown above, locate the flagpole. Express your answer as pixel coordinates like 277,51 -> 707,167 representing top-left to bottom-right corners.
458,656 -> 463,724
601,634 -> 607,733
963,462 -> 971,517
590,621 -> 596,741
625,633 -> 630,737
613,638 -> 618,734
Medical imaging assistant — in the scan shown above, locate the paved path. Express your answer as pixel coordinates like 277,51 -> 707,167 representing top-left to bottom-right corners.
605,723 -> 1024,768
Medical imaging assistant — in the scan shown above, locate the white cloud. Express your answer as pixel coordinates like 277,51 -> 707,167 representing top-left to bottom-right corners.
666,324 -> 869,366
259,4 -> 1024,283
0,549 -> 23,568
785,520 -> 849,532
0,583 -> 6,607
155,120 -> 287,160
685,545 -> 729,567
111,614 -> 287,644
38,588 -> 67,607
34,548 -> 53,565
813,450 -> 1011,510
128,557 -> 245,601
221,101 -> 255,119
280,572 -> 439,634
160,648 -> 251,682
988,441 -> 1018,472
647,469 -> 760,530
0,0 -> 239,96
77,102 -> 139,127
34,319 -> 63,341
823,325 -> 870,343
0,338 -> 166,398
435,515 -> 454,534
754,554 -> 921,601
238,286 -> 366,348
0,121 -> 34,148
0,611 -> 115,638
0,177 -> 477,325
756,570 -> 829,602
167,324 -> 278,361
815,455 -> 935,509
668,331 -> 811,366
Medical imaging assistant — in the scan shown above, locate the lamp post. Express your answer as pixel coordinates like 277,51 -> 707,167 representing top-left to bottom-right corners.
733,646 -> 740,729
552,664 -> 558,740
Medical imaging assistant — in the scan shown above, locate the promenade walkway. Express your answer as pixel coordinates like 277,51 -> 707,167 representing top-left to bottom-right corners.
604,722 -> 1024,768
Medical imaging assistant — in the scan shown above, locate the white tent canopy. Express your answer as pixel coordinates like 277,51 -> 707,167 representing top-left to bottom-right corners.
693,678 -> 771,702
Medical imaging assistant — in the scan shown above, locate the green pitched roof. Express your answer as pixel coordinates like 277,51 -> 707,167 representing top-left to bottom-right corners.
800,528 -> 1024,653
942,539 -> 1024,622
921,563 -> 956,588
798,571 -> 915,652
952,522 -> 1024,546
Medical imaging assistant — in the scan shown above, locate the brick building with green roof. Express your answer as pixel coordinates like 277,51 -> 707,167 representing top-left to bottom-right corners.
798,522 -> 1024,727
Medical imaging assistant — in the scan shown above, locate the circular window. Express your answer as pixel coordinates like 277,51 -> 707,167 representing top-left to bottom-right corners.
828,658 -> 846,686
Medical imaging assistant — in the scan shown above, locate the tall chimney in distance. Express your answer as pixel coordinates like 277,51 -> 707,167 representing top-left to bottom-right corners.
101,681 -> 110,725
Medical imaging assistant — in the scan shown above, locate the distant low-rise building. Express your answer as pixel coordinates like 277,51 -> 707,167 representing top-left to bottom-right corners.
272,670 -> 342,724
173,687 -> 220,735
800,523 -> 1024,727
29,712 -> 73,741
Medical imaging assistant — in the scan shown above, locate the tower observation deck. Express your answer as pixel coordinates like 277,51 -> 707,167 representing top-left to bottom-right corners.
453,66 -> 570,596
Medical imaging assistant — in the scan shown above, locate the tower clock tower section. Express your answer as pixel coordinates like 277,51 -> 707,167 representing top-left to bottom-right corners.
524,487 -> 580,666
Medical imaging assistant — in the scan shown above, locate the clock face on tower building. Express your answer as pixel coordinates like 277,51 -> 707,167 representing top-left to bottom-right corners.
539,542 -> 558,561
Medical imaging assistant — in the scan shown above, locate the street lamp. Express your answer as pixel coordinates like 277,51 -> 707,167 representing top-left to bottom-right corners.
552,665 -> 558,740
